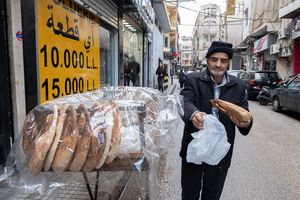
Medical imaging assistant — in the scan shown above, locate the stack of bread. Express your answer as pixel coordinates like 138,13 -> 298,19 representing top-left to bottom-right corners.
21,101 -> 121,176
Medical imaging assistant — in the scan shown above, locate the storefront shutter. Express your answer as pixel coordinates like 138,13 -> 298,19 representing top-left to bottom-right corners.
79,0 -> 118,28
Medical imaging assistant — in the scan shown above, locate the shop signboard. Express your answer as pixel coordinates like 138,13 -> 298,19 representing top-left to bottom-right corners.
253,34 -> 269,54
37,0 -> 100,103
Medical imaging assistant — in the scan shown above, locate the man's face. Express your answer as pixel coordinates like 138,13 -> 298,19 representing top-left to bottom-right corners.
207,52 -> 230,78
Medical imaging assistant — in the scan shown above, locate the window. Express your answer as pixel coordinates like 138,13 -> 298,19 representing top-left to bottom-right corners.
123,19 -> 143,86
100,26 -> 112,87
165,37 -> 168,47
288,76 -> 300,89
245,8 -> 249,26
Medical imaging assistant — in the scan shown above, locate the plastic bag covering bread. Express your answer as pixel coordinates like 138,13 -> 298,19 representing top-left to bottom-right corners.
19,101 -> 120,175
186,115 -> 231,165
2,87 -> 183,199
118,125 -> 141,157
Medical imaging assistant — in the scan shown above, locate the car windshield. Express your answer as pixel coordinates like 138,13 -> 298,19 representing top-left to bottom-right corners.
255,72 -> 281,81
228,70 -> 248,79
287,75 -> 300,89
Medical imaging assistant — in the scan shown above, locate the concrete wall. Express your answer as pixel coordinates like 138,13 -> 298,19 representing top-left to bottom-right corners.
6,0 -> 26,138
242,0 -> 253,39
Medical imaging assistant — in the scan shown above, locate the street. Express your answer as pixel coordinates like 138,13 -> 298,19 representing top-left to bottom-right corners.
158,85 -> 300,200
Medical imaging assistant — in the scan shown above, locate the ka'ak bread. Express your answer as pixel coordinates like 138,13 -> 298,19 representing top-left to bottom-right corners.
22,108 -> 49,157
69,104 -> 92,172
29,105 -> 58,176
91,102 -> 112,169
210,99 -> 252,123
105,101 -> 121,164
43,104 -> 67,171
81,134 -> 102,172
52,105 -> 79,172
22,111 -> 39,157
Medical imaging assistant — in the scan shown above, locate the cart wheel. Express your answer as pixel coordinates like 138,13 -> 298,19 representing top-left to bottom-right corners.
272,97 -> 282,112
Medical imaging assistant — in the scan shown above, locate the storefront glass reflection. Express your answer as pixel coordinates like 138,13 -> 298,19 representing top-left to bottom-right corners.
123,19 -> 142,86
100,27 -> 112,87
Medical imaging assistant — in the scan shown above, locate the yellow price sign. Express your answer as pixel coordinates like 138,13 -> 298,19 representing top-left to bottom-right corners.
37,0 -> 100,103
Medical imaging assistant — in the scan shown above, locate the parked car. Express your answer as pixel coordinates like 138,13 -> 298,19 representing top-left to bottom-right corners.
228,70 -> 283,99
228,70 -> 247,78
271,74 -> 300,113
228,69 -> 249,93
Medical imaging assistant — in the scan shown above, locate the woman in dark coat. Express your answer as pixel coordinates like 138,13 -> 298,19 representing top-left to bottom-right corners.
156,62 -> 165,92
178,69 -> 185,89
180,41 -> 253,200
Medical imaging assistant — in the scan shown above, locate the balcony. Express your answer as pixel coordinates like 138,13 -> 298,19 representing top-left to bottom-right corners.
279,0 -> 300,18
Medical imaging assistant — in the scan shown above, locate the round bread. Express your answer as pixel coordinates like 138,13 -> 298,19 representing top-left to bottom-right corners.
51,105 -> 79,172
43,104 -> 67,171
105,101 -> 121,164
29,104 -> 58,176
69,105 -> 92,172
22,111 -> 39,157
89,102 -> 112,169
81,134 -> 102,172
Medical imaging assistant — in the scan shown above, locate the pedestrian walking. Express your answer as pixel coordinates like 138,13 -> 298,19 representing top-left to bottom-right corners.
178,69 -> 185,89
128,56 -> 140,86
156,62 -> 166,92
180,41 -> 253,200
124,54 -> 131,86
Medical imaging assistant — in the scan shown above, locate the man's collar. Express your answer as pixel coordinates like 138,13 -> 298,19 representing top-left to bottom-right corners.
210,74 -> 227,86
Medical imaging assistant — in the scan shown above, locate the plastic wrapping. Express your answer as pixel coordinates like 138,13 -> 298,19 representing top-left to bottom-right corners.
0,86 -> 182,199
186,115 -> 231,165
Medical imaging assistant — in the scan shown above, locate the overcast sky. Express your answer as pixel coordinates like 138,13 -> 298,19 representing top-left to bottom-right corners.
177,0 -> 227,37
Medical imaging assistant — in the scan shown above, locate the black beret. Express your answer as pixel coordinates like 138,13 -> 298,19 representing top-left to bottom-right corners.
206,41 -> 233,59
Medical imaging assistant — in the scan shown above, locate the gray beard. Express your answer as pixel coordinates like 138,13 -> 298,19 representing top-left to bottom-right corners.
208,68 -> 226,77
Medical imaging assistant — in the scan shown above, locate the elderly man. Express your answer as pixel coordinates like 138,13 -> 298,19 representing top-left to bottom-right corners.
180,41 -> 253,200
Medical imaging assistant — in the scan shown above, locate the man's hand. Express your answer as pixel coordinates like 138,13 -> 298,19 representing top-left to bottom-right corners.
229,115 -> 251,128
192,112 -> 206,129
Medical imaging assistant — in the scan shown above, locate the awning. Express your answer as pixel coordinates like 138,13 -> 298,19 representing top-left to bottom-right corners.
236,36 -> 255,49
250,22 -> 281,38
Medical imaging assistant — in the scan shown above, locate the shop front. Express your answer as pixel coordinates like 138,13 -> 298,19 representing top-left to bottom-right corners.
293,39 -> 300,75
123,18 -> 143,87
253,34 -> 277,71
21,0 -> 118,111
121,0 -> 154,87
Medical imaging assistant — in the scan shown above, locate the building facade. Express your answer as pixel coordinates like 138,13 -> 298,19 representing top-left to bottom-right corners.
279,0 -> 300,77
180,36 -> 193,70
0,0 -> 170,166
192,4 -> 222,66
163,2 -> 180,77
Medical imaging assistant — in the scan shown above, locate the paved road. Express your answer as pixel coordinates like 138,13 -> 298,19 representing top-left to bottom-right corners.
158,85 -> 300,200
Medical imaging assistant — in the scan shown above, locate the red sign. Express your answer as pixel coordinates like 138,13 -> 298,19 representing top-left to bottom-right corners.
253,34 -> 268,54
16,31 -> 23,41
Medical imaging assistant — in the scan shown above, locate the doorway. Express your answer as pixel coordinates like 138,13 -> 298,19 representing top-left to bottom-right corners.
0,0 -> 14,170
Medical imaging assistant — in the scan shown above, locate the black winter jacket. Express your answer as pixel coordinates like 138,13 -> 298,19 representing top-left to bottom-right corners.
180,68 -> 253,168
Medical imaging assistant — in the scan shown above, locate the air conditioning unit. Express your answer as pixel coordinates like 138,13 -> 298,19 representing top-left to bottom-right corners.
279,46 -> 292,57
278,27 -> 290,39
270,43 -> 280,54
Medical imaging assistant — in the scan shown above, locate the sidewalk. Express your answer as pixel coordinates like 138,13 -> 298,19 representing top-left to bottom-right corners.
164,76 -> 178,95
0,80 -> 179,200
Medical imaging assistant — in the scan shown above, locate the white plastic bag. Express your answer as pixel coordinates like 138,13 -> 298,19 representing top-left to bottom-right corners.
186,114 -> 231,165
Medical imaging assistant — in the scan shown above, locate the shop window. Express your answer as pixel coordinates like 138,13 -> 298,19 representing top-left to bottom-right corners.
165,37 -> 169,47
123,19 -> 142,86
100,26 -> 112,87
